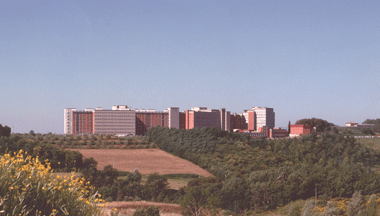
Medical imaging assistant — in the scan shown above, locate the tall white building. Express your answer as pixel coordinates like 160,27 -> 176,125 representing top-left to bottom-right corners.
243,107 -> 275,131
168,107 -> 180,129
251,107 -> 275,130
64,108 -> 76,134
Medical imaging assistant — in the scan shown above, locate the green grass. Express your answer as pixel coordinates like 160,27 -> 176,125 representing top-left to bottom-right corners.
117,173 -> 201,190
161,173 -> 201,179
356,138 -> 380,152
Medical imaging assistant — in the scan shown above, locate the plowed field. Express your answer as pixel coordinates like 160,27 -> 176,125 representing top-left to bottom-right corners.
74,149 -> 212,177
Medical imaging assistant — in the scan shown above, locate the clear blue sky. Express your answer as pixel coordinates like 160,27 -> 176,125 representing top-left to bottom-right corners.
1,0 -> 379,134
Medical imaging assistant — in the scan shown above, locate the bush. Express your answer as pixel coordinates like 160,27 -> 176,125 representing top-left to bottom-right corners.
0,151 -> 105,215
133,205 -> 160,216
347,191 -> 365,216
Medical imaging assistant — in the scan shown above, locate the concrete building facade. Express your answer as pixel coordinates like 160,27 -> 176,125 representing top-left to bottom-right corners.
243,107 -> 275,131
64,108 -> 76,135
185,107 -> 230,131
168,107 -> 180,129
93,105 -> 136,135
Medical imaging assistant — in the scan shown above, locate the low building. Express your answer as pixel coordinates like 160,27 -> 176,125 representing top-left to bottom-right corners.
289,124 -> 312,137
270,127 -> 288,139
346,122 -> 358,127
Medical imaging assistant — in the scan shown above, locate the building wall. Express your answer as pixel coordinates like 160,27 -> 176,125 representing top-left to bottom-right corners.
93,109 -> 135,135
184,108 -> 230,131
193,111 -> 220,128
64,108 -> 76,134
290,124 -> 311,136
252,107 -> 275,130
230,113 -> 246,130
270,128 -> 288,138
248,111 -> 255,131
136,112 -> 168,136
188,112 -> 195,129
220,108 -> 226,130
72,111 -> 93,135
179,112 -> 186,129
224,111 -> 231,131
168,107 -> 179,129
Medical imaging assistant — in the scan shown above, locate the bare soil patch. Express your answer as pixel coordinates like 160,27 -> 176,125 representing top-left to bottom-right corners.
74,149 -> 212,177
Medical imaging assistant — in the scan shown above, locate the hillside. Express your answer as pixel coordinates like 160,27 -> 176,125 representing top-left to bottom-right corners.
148,127 -> 380,214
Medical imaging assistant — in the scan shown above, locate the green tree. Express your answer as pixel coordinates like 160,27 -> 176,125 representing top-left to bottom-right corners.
145,173 -> 169,200
295,118 -> 334,133
0,124 -> 11,137
133,205 -> 160,216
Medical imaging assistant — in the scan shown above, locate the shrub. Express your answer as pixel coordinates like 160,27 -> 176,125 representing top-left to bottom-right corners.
133,205 -> 160,216
0,150 -> 105,215
347,191 -> 365,216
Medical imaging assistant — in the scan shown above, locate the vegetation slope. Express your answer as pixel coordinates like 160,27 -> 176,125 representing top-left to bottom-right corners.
148,127 -> 380,214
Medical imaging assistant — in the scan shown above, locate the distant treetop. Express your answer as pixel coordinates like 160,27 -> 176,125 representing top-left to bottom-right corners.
295,118 -> 334,133
0,124 -> 11,137
362,119 -> 380,124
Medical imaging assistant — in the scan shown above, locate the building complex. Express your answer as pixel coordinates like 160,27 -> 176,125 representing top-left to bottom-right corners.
64,105 -> 278,137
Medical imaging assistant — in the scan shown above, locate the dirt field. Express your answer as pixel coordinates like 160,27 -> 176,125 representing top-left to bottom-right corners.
74,149 -> 212,177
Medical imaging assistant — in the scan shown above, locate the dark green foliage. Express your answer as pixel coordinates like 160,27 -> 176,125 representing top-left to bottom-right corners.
362,119 -> 380,133
145,172 -> 170,200
133,205 -> 160,216
0,124 -> 11,137
161,173 -> 200,179
181,182 -> 222,216
362,127 -> 374,135
295,118 -> 335,133
148,127 -> 380,213
362,194 -> 378,216
362,119 -> 380,124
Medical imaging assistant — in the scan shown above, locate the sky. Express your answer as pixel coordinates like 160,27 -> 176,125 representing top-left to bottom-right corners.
1,0 -> 379,134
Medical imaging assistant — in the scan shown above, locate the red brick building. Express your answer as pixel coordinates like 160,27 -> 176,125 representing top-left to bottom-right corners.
72,110 -> 94,135
230,113 -> 247,130
136,110 -> 169,136
184,107 -> 230,131
290,124 -> 312,137
270,127 -> 288,139
179,112 -> 186,129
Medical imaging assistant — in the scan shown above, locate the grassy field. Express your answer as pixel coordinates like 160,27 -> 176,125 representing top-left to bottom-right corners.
356,137 -> 380,152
